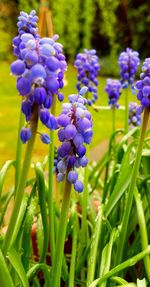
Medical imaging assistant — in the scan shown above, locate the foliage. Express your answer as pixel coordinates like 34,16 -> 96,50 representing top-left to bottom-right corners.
128,1 -> 150,59
1,0 -> 150,66
97,0 -> 119,57
18,0 -> 39,14
82,0 -> 95,50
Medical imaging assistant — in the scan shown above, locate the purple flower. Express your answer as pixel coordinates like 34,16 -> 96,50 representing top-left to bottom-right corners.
74,49 -> 100,105
105,79 -> 121,109
74,180 -> 83,193
11,10 -> 67,143
20,127 -> 32,143
11,60 -> 26,75
118,48 -> 140,88
135,58 -> 150,109
68,170 -> 78,184
128,102 -> 142,127
55,89 -> 93,192
40,133 -> 50,144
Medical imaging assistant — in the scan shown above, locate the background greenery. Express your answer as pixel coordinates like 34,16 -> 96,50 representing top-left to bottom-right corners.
0,0 -> 150,74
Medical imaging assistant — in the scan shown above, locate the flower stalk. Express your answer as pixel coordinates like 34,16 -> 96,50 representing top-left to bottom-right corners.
125,88 -> 129,134
50,177 -> 72,287
14,103 -> 24,194
112,107 -> 115,134
2,104 -> 38,255
48,94 -> 56,266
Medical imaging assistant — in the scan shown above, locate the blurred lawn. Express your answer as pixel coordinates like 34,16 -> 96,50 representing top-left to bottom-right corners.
0,61 -> 138,168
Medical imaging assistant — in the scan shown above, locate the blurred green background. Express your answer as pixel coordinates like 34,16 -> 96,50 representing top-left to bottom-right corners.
0,0 -> 149,167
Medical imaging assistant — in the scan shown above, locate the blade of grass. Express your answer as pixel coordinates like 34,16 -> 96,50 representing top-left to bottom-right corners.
89,246 -> 150,287
87,204 -> 104,286
0,160 -> 15,199
35,162 -> 48,263
134,187 -> 150,281
0,249 -> 14,287
8,247 -> 29,287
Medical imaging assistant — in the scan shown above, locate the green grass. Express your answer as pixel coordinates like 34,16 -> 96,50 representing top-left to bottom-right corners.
0,61 -> 138,168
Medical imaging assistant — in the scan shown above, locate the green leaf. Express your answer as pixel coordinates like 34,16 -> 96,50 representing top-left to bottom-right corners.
87,204 -> 104,285
35,162 -> 48,263
8,247 -> 29,287
142,149 -> 150,156
105,143 -> 135,216
0,160 -> 15,198
137,278 -> 147,287
27,263 -> 51,285
0,249 -> 14,287
0,188 -> 14,226
110,276 -> 128,285
10,194 -> 28,247
89,246 -> 150,287
22,196 -> 38,271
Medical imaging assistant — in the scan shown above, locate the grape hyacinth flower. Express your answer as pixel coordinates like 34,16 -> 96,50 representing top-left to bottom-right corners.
118,48 -> 140,89
55,88 -> 93,192
128,102 -> 142,128
74,49 -> 100,106
11,10 -> 67,144
135,58 -> 150,109
105,79 -> 121,109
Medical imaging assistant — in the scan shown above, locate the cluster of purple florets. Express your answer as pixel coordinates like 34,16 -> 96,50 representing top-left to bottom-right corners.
11,10 -> 67,144
118,48 -> 140,88
128,102 -> 142,127
105,79 -> 121,109
54,88 -> 92,192
135,58 -> 150,109
74,49 -> 100,106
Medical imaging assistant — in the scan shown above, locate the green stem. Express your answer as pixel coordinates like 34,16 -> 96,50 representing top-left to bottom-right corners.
89,246 -> 150,287
68,212 -> 78,287
134,187 -> 150,281
48,95 -> 56,266
115,108 -> 149,265
15,104 -> 24,194
125,88 -> 129,134
50,179 -> 72,287
81,145 -> 89,249
2,105 -> 38,255
112,107 -> 115,134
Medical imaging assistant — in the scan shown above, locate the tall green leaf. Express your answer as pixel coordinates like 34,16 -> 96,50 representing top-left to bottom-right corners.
0,160 -> 15,198
105,143 -> 135,216
8,247 -> 29,287
0,249 -> 14,287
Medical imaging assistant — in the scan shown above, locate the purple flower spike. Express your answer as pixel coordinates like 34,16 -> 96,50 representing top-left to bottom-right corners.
74,49 -> 100,105
54,90 -> 93,192
105,79 -> 121,109
11,10 -> 67,144
118,48 -> 140,89
135,58 -> 150,109
129,102 -> 142,128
